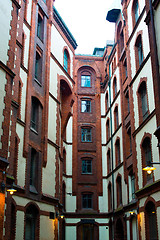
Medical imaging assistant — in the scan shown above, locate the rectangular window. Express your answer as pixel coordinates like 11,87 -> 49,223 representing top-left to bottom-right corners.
81,100 -> 91,112
37,14 -> 44,41
31,100 -> 38,131
35,51 -> 42,83
81,128 -> 92,142
82,160 -> 92,174
81,75 -> 91,87
30,149 -> 38,189
82,194 -> 93,208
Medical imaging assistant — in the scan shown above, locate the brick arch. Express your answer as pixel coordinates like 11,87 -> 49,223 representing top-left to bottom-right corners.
115,136 -> 121,166
140,133 -> 154,186
136,78 -> 149,124
24,201 -> 40,212
63,46 -> 71,74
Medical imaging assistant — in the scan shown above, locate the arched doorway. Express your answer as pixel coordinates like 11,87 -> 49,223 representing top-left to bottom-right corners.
77,220 -> 99,240
115,218 -> 124,240
145,201 -> 158,240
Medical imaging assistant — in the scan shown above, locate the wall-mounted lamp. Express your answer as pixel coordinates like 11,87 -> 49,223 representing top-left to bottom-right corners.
129,210 -> 136,215
49,211 -> 64,220
142,166 -> 156,174
0,182 -> 17,195
143,161 -> 160,174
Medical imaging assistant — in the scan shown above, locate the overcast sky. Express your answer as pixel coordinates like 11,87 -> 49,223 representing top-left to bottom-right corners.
54,0 -> 115,55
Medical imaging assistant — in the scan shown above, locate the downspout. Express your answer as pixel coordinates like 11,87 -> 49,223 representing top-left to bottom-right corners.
148,0 -> 160,126
108,75 -> 115,240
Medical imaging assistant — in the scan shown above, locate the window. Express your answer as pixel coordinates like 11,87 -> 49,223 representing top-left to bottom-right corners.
82,159 -> 92,174
81,100 -> 91,113
145,201 -> 158,240
31,98 -> 38,131
120,30 -> 124,53
25,205 -> 39,240
114,106 -> 119,130
138,81 -> 149,122
106,92 -> 109,111
127,128 -> 132,155
132,0 -> 139,27
37,13 -> 44,41
135,35 -> 143,68
134,0 -> 139,23
107,149 -> 111,174
30,148 -> 38,190
113,77 -> 117,98
81,128 -> 92,142
129,172 -> 135,202
35,50 -> 42,83
64,49 -> 68,72
117,176 -> 122,206
82,193 -> 93,208
142,137 -> 153,183
106,119 -> 110,141
115,139 -> 121,166
125,91 -> 130,114
108,183 -> 112,211
81,75 -> 91,87
124,59 -> 128,79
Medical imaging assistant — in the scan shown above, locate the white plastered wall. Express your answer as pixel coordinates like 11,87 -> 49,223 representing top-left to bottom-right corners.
42,144 -> 56,196
16,123 -> 26,187
51,25 -> 74,78
132,59 -> 155,130
23,23 -> 30,70
0,0 -> 12,64
19,68 -> 27,123
154,4 -> 160,75
127,0 -> 146,37
136,116 -> 159,189
40,216 -> 55,240
65,178 -> 76,212
129,14 -> 150,79
48,96 -> 57,143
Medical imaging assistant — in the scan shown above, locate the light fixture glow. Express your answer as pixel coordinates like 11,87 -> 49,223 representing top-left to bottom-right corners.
7,188 -> 17,195
142,166 -> 156,174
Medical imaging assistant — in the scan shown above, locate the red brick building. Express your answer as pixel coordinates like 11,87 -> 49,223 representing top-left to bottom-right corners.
0,0 -> 160,240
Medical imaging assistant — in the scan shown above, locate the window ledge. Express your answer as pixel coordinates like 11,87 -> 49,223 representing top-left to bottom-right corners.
30,127 -> 38,135
34,78 -> 42,87
29,185 -> 38,194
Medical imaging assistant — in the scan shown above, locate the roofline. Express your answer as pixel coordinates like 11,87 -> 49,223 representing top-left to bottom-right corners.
53,7 -> 78,50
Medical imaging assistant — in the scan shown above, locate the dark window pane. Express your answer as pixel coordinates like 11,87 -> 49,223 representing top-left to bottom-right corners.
82,194 -> 92,208
135,0 -> 139,23
31,100 -> 38,131
82,160 -> 92,174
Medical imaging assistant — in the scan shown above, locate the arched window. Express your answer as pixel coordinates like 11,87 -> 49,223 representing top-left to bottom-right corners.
145,201 -> 158,240
107,149 -> 111,174
115,138 -> 121,166
117,176 -> 122,207
64,49 -> 70,73
106,119 -> 110,141
132,0 -> 139,27
142,137 -> 153,184
135,34 -> 143,69
113,77 -> 117,98
114,106 -> 119,130
106,92 -> 109,111
25,205 -> 39,240
108,183 -> 112,211
138,81 -> 149,122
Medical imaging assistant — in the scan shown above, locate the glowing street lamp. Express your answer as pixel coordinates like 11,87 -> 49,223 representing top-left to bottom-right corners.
143,166 -> 156,175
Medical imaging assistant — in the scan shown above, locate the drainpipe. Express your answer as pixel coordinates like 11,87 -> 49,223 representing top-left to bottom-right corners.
108,76 -> 115,240
148,0 -> 160,126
